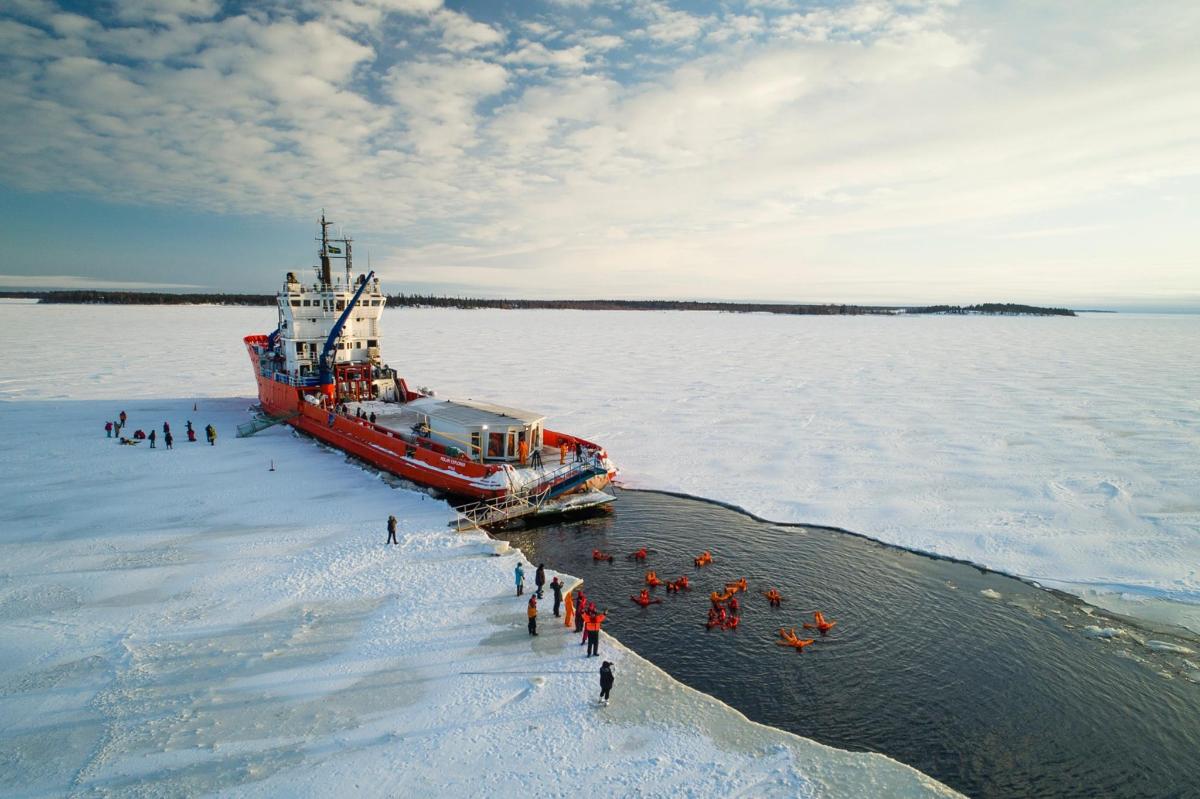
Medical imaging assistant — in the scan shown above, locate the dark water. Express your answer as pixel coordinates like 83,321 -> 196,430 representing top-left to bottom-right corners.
497,489 -> 1200,799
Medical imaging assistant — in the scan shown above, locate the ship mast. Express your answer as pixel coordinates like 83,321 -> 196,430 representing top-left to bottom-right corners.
317,213 -> 333,287
315,212 -> 354,288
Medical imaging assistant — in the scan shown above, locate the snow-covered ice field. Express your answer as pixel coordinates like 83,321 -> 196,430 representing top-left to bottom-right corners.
0,302 -> 961,796
2,302 -> 1197,795
5,302 -> 1196,624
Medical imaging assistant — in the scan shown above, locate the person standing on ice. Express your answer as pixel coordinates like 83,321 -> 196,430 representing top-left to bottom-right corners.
574,591 -> 587,636
119,410 -> 127,427
535,563 -> 546,599
599,661 -> 614,705
165,430 -> 173,450
550,576 -> 563,617
205,424 -> 216,446
105,421 -> 113,438
149,429 -> 156,449
585,607 -> 607,657
527,595 -> 538,636
386,515 -> 398,545
515,563 -> 525,596
163,421 -> 170,436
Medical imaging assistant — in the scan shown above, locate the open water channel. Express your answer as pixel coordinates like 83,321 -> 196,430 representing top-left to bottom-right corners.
495,489 -> 1200,799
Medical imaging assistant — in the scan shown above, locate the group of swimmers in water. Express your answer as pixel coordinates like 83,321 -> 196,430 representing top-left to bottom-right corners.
594,545 -> 838,650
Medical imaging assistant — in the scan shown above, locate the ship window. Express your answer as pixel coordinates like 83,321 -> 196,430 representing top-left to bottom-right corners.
290,299 -> 300,306
470,432 -> 481,458
336,300 -> 345,310
488,432 -> 504,458
367,340 -> 377,347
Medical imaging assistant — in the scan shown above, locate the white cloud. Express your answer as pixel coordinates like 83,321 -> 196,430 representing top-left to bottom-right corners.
434,8 -> 503,52
113,0 -> 220,24
0,0 -> 1197,302
503,41 -> 588,70
388,58 -> 509,156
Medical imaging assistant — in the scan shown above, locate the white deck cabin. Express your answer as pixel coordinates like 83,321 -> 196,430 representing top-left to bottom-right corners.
403,396 -> 545,463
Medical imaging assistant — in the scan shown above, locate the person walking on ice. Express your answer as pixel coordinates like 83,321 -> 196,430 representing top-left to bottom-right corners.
527,595 -> 538,636
149,429 -> 156,449
599,661 -> 614,705
386,514 -> 398,545
535,563 -> 546,599
105,421 -> 113,438
514,562 -> 525,597
205,424 -> 216,446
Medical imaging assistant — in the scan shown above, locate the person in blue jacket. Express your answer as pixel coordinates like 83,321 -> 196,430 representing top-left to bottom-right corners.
515,563 -> 525,597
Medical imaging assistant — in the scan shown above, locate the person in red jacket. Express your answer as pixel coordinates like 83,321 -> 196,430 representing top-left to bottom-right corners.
585,607 -> 607,657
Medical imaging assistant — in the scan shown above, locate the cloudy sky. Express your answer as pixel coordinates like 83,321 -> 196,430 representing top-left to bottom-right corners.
1,0 -> 1197,306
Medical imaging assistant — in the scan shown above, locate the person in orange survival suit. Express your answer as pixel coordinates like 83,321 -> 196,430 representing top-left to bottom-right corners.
527,595 -> 538,636
585,606 -> 607,657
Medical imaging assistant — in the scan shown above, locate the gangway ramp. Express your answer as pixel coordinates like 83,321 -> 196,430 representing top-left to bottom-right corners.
236,411 -> 299,438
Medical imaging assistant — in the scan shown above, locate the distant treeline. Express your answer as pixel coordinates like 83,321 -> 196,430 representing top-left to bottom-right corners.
0,290 -> 1076,316
906,303 -> 1076,317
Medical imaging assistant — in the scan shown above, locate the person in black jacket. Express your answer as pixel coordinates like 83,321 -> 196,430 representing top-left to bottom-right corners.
386,515 -> 398,545
550,576 -> 563,617
535,564 -> 546,599
599,661 -> 614,705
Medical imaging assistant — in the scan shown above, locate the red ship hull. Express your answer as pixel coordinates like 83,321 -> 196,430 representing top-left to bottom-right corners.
245,334 -> 612,500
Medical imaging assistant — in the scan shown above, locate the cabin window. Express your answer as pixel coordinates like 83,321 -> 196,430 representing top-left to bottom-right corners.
470,432 -> 480,456
336,300 -> 345,311
367,340 -> 377,347
290,299 -> 300,306
488,432 -> 504,458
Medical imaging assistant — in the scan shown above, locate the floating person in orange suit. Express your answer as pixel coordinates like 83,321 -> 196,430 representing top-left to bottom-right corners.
803,611 -> 837,635
631,588 -> 661,607
645,571 -> 663,587
763,588 -> 784,607
693,551 -> 713,567
629,547 -> 649,561
666,576 -> 690,592
777,628 -> 815,650
592,549 -> 614,563
724,577 -> 748,594
710,590 -> 734,607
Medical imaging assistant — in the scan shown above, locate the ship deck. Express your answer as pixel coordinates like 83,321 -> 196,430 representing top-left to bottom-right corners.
345,399 -> 589,488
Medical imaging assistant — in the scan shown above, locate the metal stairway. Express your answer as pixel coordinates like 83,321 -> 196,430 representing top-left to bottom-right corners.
236,411 -> 299,438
